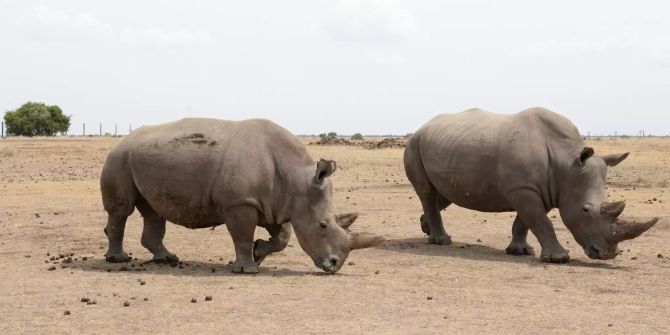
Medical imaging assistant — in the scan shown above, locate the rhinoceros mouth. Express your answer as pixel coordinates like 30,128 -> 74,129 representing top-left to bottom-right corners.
585,244 -> 618,260
316,255 -> 343,273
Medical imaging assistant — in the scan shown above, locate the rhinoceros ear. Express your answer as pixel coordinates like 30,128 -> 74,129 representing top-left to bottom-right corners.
575,147 -> 594,166
314,159 -> 337,184
602,152 -> 629,167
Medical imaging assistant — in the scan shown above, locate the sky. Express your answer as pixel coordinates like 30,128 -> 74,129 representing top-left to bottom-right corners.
1,0 -> 669,136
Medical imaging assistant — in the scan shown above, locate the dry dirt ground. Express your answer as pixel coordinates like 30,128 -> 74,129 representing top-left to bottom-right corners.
0,136 -> 669,334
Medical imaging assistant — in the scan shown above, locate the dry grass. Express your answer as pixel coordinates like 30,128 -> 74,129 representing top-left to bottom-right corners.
0,137 -> 668,334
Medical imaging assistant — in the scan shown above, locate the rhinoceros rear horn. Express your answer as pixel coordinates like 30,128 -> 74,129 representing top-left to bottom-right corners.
336,212 -> 359,230
314,159 -> 337,184
612,217 -> 659,242
601,201 -> 626,218
349,233 -> 385,250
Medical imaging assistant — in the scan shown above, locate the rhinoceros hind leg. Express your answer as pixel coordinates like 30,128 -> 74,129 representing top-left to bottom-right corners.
419,196 -> 451,236
420,192 -> 452,245
505,215 -> 535,256
104,213 -> 132,263
226,205 -> 260,274
137,200 -> 179,264
254,223 -> 292,265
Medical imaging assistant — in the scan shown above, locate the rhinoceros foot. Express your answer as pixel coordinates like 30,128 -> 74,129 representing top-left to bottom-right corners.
420,215 -> 431,235
253,239 -> 269,265
105,251 -> 131,263
539,246 -> 570,263
428,233 -> 452,245
231,259 -> 259,274
151,252 -> 179,264
505,242 -> 535,256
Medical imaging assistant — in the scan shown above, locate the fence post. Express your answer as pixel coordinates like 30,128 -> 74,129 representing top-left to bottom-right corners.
129,124 -> 132,133
1,121 -> 4,139
114,123 -> 117,137
83,123 -> 86,136
99,123 -> 102,136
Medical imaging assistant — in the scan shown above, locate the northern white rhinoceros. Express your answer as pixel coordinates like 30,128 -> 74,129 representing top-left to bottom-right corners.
100,118 -> 383,273
404,107 -> 658,263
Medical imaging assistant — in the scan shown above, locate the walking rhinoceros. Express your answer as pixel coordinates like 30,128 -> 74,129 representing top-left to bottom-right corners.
404,107 -> 658,263
100,118 -> 383,273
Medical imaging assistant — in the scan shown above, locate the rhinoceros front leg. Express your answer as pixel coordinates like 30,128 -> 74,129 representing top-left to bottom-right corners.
137,202 -> 179,264
225,205 -> 260,274
507,190 -> 569,263
254,223 -> 292,266
505,215 -> 535,256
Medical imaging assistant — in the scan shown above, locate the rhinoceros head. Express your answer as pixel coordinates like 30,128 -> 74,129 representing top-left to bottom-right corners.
291,159 -> 384,273
559,147 -> 658,260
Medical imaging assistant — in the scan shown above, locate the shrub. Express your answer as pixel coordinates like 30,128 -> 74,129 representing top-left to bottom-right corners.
319,133 -> 327,138
327,132 -> 337,137
351,133 -> 364,140
4,102 -> 70,136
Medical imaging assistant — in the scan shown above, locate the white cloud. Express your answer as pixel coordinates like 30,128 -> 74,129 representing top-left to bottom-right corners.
322,0 -> 415,45
21,5 -> 211,47
510,25 -> 670,66
120,28 -> 212,46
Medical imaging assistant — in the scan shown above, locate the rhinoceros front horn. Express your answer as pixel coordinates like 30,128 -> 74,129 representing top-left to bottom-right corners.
611,217 -> 659,242
349,233 -> 385,250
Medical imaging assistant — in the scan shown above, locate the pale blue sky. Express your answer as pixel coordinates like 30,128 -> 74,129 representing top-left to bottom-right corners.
1,0 -> 669,135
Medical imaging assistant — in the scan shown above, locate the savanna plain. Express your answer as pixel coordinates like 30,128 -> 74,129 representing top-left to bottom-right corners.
0,136 -> 669,334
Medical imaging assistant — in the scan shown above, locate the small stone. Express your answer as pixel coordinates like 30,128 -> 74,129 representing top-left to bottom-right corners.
348,261 -> 356,266
229,287 -> 234,290
608,323 -> 613,327
87,300 -> 97,305
105,268 -> 112,272
631,256 -> 638,260
64,310 -> 70,315
476,239 -> 482,243
48,266 -> 56,271
191,298 -> 197,303
658,254 -> 664,259
374,270 -> 380,274
211,268 -> 216,273
81,297 -> 90,303
123,301 -> 130,307
143,298 -> 149,301
82,257 -> 88,261
205,296 -> 213,301
62,257 -> 73,264
427,296 -> 433,300
139,281 -> 146,285
119,266 -> 128,271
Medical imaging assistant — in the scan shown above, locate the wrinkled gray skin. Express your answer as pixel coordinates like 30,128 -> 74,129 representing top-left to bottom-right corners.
404,107 -> 658,263
101,118 -> 383,273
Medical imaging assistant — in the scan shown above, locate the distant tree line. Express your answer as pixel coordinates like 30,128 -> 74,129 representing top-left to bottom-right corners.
3,102 -> 70,136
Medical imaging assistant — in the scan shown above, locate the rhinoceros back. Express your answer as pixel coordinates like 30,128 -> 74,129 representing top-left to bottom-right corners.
103,118 -> 311,228
408,108 -> 584,212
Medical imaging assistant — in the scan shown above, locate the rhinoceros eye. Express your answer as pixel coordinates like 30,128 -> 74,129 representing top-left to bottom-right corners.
319,221 -> 328,229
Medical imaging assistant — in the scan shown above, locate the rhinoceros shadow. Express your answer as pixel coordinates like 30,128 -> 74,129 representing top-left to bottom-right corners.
70,259 -> 355,277
375,237 -> 630,270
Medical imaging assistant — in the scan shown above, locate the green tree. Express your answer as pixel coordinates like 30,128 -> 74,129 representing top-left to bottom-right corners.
351,133 -> 364,140
4,102 -> 70,136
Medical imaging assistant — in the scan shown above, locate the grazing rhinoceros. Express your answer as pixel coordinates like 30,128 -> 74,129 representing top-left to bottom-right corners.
100,118 -> 383,273
404,107 -> 658,263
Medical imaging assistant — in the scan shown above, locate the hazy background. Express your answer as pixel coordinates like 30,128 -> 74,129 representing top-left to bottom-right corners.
1,0 -> 669,136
